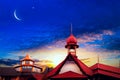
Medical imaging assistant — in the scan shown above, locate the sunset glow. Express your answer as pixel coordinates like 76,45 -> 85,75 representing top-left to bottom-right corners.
0,0 -> 120,69
11,30 -> 120,67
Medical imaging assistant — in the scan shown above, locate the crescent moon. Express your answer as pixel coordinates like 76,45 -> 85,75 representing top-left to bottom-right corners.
14,10 -> 21,21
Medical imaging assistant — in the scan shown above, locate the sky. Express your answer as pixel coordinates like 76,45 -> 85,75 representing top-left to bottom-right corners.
0,0 -> 120,67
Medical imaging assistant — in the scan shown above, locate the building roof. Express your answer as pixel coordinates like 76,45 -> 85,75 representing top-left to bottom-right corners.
0,67 -> 20,76
21,54 -> 34,61
47,53 -> 93,78
90,63 -> 120,78
0,67 -> 44,79
51,71 -> 87,79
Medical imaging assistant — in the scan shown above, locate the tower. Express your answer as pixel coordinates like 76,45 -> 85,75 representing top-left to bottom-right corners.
15,54 -> 42,73
46,24 -> 93,80
65,24 -> 79,57
20,54 -> 34,72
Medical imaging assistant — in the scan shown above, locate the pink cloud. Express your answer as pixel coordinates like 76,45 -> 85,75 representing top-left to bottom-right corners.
103,30 -> 114,35
77,30 -> 114,44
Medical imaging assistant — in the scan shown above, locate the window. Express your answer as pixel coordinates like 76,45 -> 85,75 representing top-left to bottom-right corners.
69,49 -> 75,52
22,61 -> 25,65
22,66 -> 32,71
29,61 -> 33,65
25,61 -> 29,64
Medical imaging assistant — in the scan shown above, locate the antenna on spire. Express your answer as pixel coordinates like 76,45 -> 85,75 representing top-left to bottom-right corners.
70,23 -> 73,35
97,54 -> 99,63
119,60 -> 120,68
97,54 -> 100,68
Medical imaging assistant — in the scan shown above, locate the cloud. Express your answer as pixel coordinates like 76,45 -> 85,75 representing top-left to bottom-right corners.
2,28 -> 120,67
0,58 -> 19,66
76,30 -> 114,51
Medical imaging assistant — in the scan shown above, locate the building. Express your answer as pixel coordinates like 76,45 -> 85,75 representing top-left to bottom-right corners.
46,32 -> 120,80
15,54 -> 42,73
0,54 -> 43,80
90,63 -> 120,80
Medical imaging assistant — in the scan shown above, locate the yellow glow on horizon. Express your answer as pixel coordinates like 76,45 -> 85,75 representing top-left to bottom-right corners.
13,45 -> 120,68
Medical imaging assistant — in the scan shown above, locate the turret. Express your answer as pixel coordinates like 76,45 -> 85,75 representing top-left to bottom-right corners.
65,24 -> 79,57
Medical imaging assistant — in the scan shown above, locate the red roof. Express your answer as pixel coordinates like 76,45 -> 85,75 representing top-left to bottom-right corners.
51,71 -> 87,78
47,53 -> 93,78
73,56 -> 93,76
67,34 -> 77,44
90,63 -> 120,78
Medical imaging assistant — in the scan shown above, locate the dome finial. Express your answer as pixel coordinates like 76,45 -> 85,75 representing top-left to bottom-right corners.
66,24 -> 78,45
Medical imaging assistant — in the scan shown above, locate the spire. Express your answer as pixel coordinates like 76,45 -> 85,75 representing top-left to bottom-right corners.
97,54 -> 100,63
97,54 -> 100,68
70,23 -> 73,35
65,24 -> 79,57
25,54 -> 31,59
21,53 -> 33,61
97,55 -> 99,63
66,23 -> 78,45
119,60 -> 120,68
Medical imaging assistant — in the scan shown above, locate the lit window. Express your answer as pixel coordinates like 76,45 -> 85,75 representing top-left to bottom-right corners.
69,49 -> 75,52
29,61 -> 33,65
22,61 -> 25,65
25,61 -> 29,64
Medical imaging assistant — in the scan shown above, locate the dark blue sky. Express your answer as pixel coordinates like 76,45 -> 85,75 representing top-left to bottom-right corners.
0,0 -> 120,59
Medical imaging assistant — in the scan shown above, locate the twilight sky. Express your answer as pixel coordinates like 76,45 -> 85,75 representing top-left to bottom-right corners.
0,0 -> 120,67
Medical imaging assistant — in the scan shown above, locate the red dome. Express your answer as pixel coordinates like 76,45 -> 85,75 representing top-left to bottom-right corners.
66,34 -> 77,44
